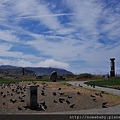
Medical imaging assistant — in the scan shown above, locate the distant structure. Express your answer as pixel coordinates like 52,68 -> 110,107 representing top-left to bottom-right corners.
110,58 -> 115,77
49,71 -> 57,82
26,85 -> 38,109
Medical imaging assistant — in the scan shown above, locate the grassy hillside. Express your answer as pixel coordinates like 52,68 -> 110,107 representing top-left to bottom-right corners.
0,77 -> 48,84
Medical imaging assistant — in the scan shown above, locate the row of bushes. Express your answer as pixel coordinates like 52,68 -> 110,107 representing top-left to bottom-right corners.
57,73 -> 105,81
75,73 -> 104,80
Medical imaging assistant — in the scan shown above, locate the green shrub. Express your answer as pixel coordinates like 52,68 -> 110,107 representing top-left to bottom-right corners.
76,73 -> 93,79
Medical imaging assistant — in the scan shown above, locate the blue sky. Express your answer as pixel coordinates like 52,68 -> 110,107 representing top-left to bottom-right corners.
0,0 -> 120,74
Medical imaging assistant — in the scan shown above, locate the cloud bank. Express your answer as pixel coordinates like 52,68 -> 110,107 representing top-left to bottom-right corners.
0,0 -> 120,74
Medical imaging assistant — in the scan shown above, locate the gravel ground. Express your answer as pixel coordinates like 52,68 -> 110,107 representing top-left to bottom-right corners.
32,81 -> 120,114
57,81 -> 120,114
0,81 -> 120,115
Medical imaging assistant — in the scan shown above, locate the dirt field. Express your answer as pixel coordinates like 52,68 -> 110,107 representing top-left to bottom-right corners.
0,81 -> 120,114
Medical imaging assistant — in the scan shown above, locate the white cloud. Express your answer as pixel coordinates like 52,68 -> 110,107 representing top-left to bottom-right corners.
67,0 -> 102,36
0,0 -> 120,74
0,58 -> 32,67
26,35 -> 83,62
0,0 -> 75,34
37,59 -> 69,69
57,28 -> 76,35
0,58 -> 69,69
99,13 -> 120,41
0,43 -> 41,62
14,13 -> 73,19
11,0 -> 62,30
0,43 -> 12,52
0,30 -> 20,43
0,0 -> 62,31
0,1 -> 9,22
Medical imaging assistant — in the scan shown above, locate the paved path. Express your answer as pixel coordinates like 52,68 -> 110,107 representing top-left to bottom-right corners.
68,81 -> 120,96
25,104 -> 120,114
43,104 -> 120,114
